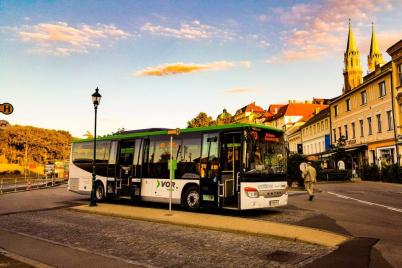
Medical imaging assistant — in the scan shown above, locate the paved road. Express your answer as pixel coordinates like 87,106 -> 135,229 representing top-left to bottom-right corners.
1,182 -> 401,267
0,186 -> 329,267
288,181 -> 402,268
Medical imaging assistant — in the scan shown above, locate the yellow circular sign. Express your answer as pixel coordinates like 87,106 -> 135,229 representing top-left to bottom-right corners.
0,103 -> 14,115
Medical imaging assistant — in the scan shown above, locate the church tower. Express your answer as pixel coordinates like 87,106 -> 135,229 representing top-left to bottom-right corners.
367,22 -> 384,72
343,20 -> 362,93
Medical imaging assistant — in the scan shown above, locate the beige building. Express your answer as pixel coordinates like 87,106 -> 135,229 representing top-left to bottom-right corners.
301,108 -> 331,156
388,40 -> 402,164
287,124 -> 303,154
330,22 -> 402,167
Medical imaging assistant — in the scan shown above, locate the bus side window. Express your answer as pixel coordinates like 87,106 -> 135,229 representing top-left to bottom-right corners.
133,139 -> 143,178
147,137 -> 180,178
177,133 -> 201,178
108,141 -> 118,165
201,133 -> 219,178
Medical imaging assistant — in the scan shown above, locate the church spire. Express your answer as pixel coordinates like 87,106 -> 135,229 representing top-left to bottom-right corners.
368,22 -> 384,72
343,19 -> 362,93
346,19 -> 358,53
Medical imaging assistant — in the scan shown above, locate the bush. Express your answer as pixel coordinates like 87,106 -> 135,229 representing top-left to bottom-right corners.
0,163 -> 24,175
361,164 -> 380,181
287,154 -> 308,187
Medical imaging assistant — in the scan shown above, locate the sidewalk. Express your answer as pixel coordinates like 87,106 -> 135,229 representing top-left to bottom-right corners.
0,228 -> 145,268
71,204 -> 349,248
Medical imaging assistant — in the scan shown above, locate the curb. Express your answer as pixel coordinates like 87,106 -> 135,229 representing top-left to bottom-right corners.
70,204 -> 350,248
0,248 -> 54,268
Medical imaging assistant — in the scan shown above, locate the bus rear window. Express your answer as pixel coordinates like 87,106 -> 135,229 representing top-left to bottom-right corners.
72,141 -> 111,163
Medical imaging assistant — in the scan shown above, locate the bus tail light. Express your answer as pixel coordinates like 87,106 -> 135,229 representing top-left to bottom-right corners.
244,187 -> 259,198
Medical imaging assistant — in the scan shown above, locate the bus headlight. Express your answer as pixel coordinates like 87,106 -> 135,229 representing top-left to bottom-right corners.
244,187 -> 259,198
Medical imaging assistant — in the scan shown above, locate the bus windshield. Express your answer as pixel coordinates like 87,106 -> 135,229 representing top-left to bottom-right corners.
243,129 -> 286,178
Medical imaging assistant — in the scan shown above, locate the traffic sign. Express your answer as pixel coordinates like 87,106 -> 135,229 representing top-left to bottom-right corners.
167,128 -> 180,135
0,103 -> 14,115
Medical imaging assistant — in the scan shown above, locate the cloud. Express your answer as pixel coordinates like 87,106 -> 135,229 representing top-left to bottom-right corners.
223,88 -> 258,94
17,22 -> 129,56
270,0 -> 396,62
257,15 -> 271,23
140,20 -> 235,41
134,61 -> 251,77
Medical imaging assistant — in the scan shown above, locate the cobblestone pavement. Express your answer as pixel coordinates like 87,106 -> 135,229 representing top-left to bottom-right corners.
0,209 -> 332,267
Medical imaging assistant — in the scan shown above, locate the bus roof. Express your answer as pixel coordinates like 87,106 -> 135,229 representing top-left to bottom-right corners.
75,123 -> 283,143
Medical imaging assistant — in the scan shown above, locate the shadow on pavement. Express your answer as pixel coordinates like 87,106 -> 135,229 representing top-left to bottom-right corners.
296,214 -> 351,236
305,237 -> 393,268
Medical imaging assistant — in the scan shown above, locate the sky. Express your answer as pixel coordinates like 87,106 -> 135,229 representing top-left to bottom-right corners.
1,0 -> 401,137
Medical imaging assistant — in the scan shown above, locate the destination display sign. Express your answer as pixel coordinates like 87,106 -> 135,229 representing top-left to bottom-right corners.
0,103 -> 14,115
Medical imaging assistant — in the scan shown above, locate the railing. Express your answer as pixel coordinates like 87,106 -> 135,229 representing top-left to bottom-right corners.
0,176 -> 67,194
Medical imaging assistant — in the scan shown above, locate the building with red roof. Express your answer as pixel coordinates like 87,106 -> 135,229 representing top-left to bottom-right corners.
263,100 -> 328,131
232,102 -> 265,123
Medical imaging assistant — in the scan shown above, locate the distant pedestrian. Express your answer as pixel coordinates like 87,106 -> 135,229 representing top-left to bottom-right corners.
302,162 -> 317,201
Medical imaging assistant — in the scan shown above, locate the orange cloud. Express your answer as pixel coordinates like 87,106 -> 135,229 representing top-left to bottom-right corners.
19,22 -> 129,56
135,61 -> 250,76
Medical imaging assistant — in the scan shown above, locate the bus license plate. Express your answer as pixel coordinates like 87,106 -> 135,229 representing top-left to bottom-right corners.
270,200 -> 279,206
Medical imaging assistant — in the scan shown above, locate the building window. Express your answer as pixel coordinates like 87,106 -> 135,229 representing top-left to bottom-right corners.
361,91 -> 367,105
325,119 -> 328,129
368,117 -> 372,135
333,128 -> 337,143
379,81 -> 386,98
338,126 -> 342,140
346,98 -> 351,111
351,122 -> 356,139
321,121 -> 324,132
398,64 -> 402,86
334,105 -> 339,116
359,119 -> 364,137
344,125 -> 348,140
376,114 -> 382,133
387,110 -> 394,131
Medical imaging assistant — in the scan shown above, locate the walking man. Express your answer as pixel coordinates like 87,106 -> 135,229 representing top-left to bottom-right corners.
302,162 -> 317,201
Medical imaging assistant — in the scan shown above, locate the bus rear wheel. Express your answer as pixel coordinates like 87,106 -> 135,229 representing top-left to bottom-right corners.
95,182 -> 105,202
182,186 -> 200,210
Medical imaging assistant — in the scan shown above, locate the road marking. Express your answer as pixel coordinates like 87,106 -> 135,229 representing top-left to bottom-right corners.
327,191 -> 402,213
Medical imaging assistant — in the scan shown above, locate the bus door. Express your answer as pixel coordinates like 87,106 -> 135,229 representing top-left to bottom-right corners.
219,132 -> 241,209
131,139 -> 144,200
117,141 -> 135,197
200,133 -> 219,207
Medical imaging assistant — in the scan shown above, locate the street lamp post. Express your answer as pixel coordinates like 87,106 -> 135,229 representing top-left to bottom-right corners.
90,87 -> 102,206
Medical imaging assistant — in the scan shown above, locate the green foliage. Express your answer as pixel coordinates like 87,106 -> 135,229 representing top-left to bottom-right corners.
83,131 -> 93,139
0,124 -> 72,164
187,112 -> 215,128
216,109 -> 233,125
361,164 -> 380,181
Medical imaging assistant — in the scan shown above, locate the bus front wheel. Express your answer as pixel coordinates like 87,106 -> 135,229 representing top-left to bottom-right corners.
182,186 -> 200,210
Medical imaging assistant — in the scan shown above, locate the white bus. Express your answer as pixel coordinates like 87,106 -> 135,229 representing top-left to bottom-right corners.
68,124 -> 288,210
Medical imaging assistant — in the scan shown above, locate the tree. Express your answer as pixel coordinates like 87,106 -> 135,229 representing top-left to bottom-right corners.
216,109 -> 233,125
187,112 -> 215,128
330,135 -> 349,166
83,131 -> 93,139
0,125 -> 72,164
